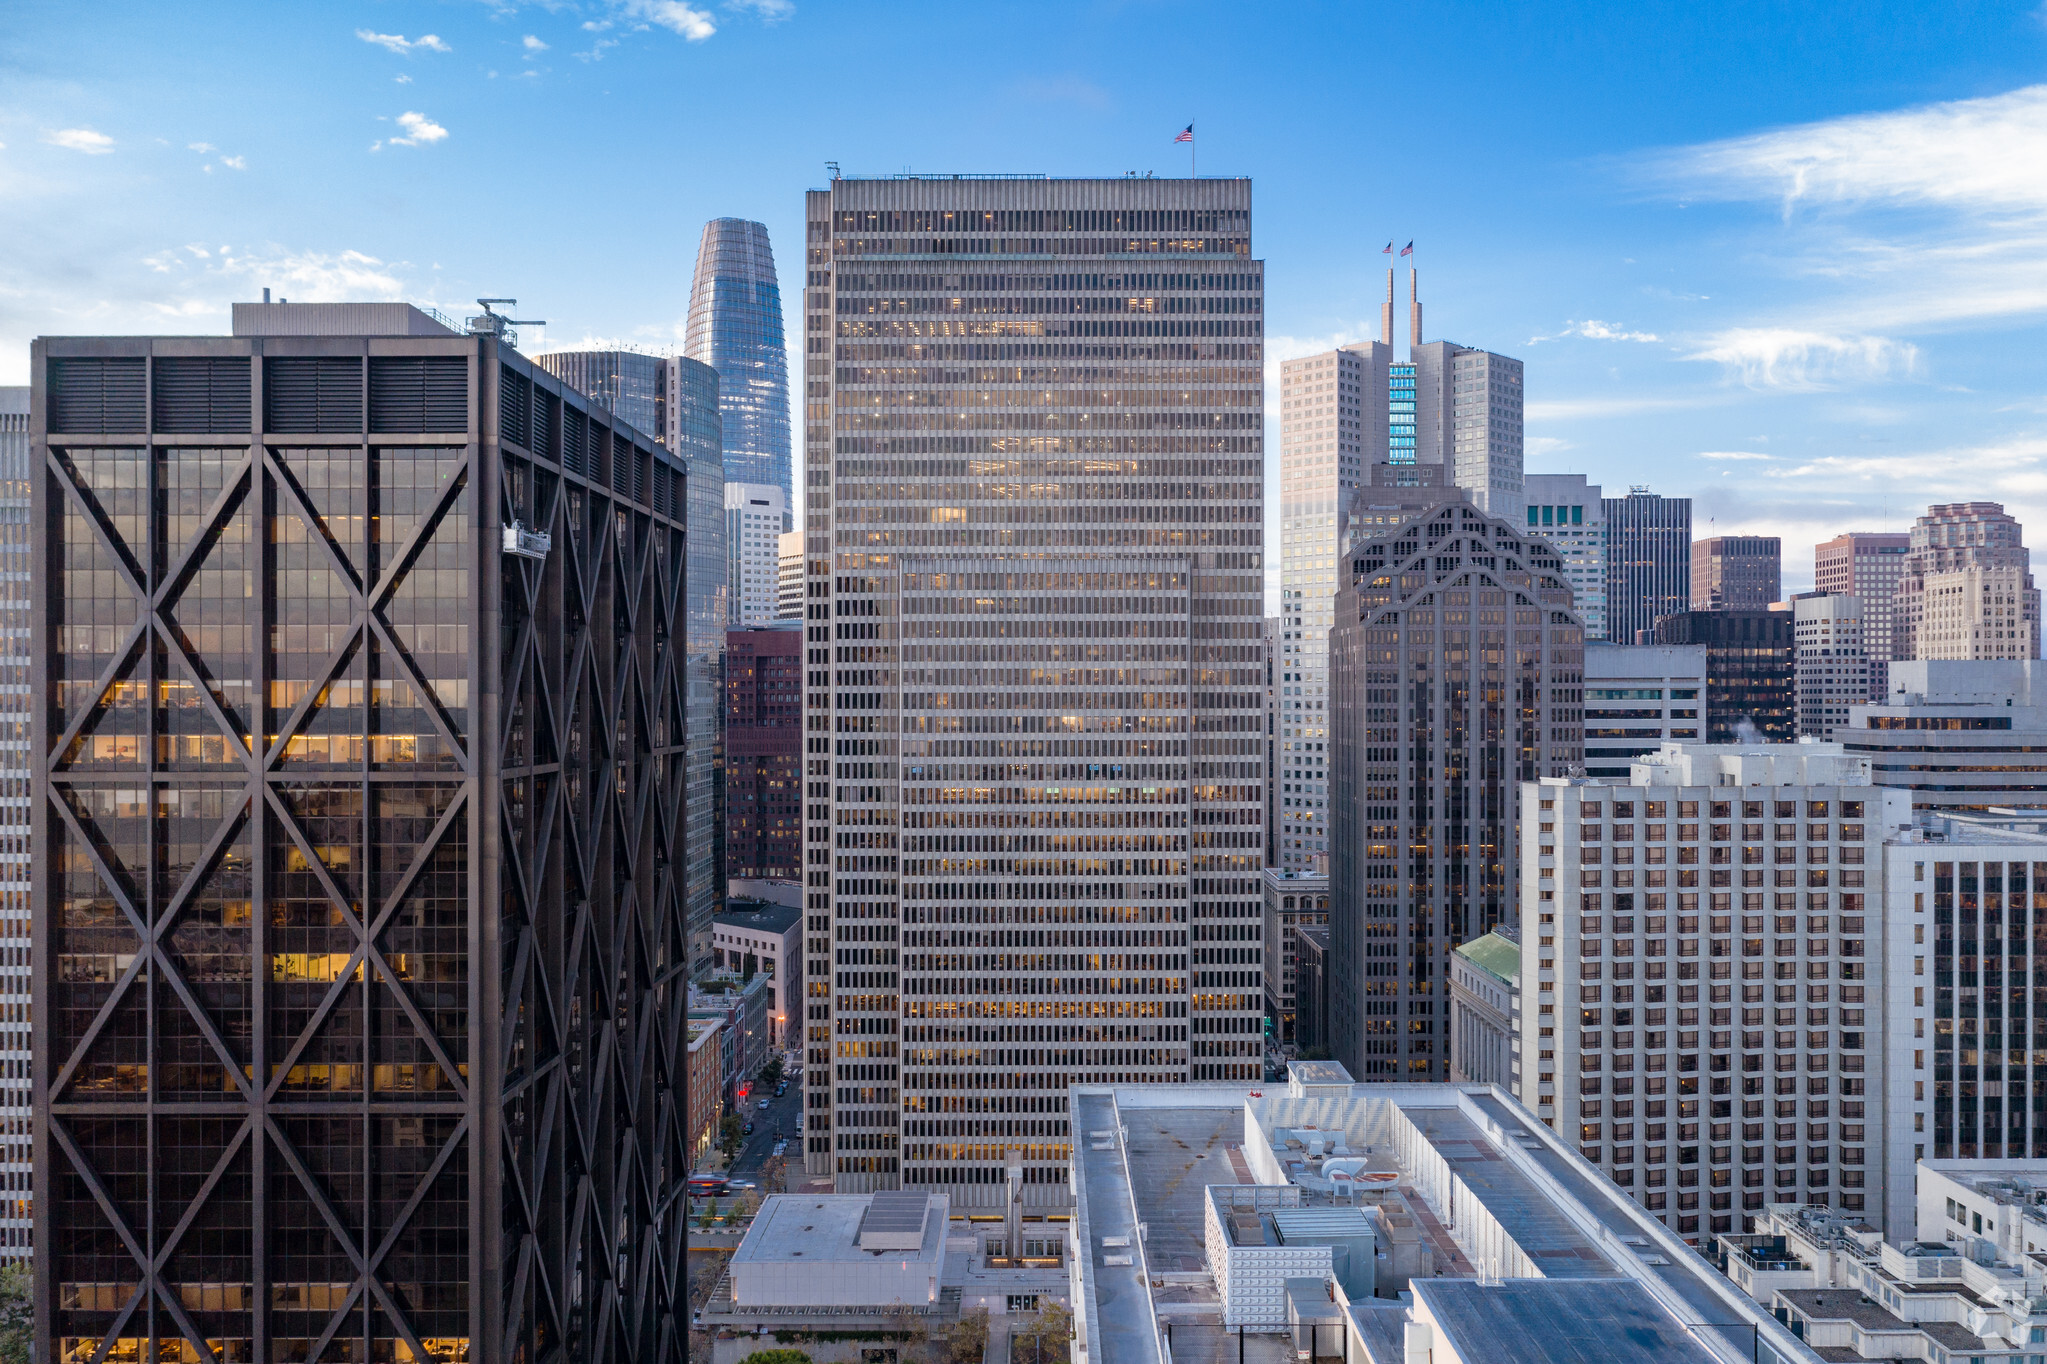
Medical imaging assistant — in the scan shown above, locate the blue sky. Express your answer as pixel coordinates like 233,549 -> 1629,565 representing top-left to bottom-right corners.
6,0 -> 2047,599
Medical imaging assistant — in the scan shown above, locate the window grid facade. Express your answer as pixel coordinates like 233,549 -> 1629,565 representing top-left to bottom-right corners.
1276,342 -> 1388,872
1794,593 -> 1868,739
1602,490 -> 1691,647
725,626 -> 803,882
801,178 -> 1266,1203
1331,492 -> 1583,1082
1523,474 -> 1605,642
726,483 -> 787,626
1815,533 -> 1908,693
0,390 -> 27,1264
1897,503 -> 2042,664
1261,869 -> 1328,1046
1525,774 -> 1910,1245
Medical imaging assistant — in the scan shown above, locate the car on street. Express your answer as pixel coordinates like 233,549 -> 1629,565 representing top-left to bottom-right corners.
772,1141 -> 787,1157
757,1097 -> 771,1110
687,1175 -> 727,1198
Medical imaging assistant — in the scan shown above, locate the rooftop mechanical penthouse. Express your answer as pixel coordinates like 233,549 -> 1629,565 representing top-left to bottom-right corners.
30,303 -> 703,1364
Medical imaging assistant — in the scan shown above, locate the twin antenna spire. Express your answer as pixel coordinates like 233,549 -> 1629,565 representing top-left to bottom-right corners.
1380,265 -> 1422,349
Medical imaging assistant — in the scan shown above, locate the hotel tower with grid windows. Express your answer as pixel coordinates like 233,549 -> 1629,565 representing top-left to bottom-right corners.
30,305 -> 700,1363
800,176 -> 1267,1204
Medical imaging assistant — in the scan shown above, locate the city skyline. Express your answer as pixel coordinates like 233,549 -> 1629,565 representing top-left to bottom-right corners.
5,3 -> 2047,606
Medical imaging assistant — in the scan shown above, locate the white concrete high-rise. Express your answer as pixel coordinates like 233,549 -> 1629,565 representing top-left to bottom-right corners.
1816,532 -> 1909,693
1793,593 -> 1868,739
1524,473 -> 1607,640
1276,338 -> 1389,871
800,176 -> 1267,1200
726,482 -> 787,625
1524,746 -> 1905,1242
777,527 -> 803,621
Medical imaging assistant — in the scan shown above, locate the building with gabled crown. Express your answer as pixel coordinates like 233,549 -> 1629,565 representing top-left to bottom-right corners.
1331,466 -> 1583,1082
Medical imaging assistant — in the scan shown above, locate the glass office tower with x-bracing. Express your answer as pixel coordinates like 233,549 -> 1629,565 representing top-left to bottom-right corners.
31,305 -> 696,1363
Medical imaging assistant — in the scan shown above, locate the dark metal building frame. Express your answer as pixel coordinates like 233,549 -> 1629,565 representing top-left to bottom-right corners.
31,331 -> 693,1363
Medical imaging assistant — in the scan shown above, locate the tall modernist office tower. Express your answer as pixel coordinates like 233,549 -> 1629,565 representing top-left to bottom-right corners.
1816,532 -> 1908,689
30,305 -> 695,1362
1793,593 -> 1868,739
537,347 -> 726,970
1275,338 -> 1390,872
686,218 -> 793,518
726,482 -> 787,625
800,176 -> 1266,1201
1411,337 -> 1525,521
1692,535 -> 1782,611
1896,502 -> 2042,663
1603,487 -> 1691,645
0,389 -> 27,1263
1329,465 -> 1584,1080
1524,473 -> 1606,641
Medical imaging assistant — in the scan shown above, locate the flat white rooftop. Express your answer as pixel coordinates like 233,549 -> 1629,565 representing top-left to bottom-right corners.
1066,1066 -> 1820,1364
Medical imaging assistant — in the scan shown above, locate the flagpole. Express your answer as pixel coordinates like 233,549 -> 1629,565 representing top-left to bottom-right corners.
1191,123 -> 1196,178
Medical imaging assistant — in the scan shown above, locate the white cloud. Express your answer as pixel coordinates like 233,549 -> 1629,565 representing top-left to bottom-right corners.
1685,327 -> 1917,390
1524,392 -> 1729,421
728,0 -> 795,19
373,112 -> 449,152
1698,450 -> 1776,461
356,30 -> 451,55
220,155 -> 246,170
188,142 -> 216,154
523,34 -> 549,51
1572,319 -> 1659,343
44,128 -> 114,154
1530,318 -> 1661,344
1666,83 -> 2047,217
395,74 -> 413,84
628,0 -> 716,40
1654,84 -> 2047,337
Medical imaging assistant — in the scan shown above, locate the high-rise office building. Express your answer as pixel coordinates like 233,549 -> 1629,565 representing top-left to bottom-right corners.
1524,746 -> 1905,1241
1582,644 -> 1708,778
1653,610 -> 1796,743
1815,532 -> 1909,693
800,175 -> 1266,1201
1276,340 -> 1390,871
686,217 -> 793,518
1412,338 -> 1524,521
777,528 -> 804,621
726,482 -> 787,625
1793,593 -> 1868,739
538,348 -> 728,968
1896,502 -> 2042,662
725,623 -> 804,883
1261,867 -> 1328,1046
1841,661 -> 2047,812
31,305 -> 696,1361
1879,810 -> 2047,1202
0,388 -> 26,1265
1330,468 -> 1584,1080
1263,614 -> 1279,865
1604,488 -> 1692,645
533,346 -> 664,435
1692,536 -> 1782,611
1524,473 -> 1606,640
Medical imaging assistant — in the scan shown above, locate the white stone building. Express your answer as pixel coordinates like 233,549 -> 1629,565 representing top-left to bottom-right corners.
1521,743 -> 1909,1243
